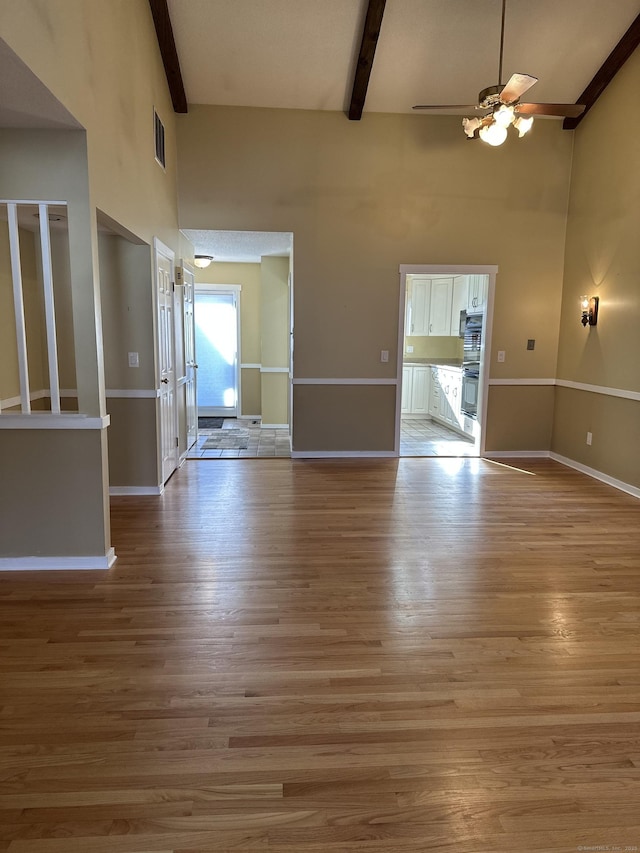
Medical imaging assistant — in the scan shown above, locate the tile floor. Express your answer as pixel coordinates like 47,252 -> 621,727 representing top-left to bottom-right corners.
400,417 -> 477,457
187,417 -> 291,459
188,417 -> 473,459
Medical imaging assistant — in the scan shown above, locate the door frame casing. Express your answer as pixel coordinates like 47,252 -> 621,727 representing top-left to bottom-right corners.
396,264 -> 498,458
194,283 -> 242,418
177,259 -> 197,458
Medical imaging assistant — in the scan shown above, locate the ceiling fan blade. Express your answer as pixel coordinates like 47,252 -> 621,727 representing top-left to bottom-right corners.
413,104 -> 479,111
499,73 -> 538,104
516,103 -> 586,118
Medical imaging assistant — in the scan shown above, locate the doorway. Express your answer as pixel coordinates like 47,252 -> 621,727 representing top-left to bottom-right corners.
396,265 -> 496,457
182,229 -> 294,459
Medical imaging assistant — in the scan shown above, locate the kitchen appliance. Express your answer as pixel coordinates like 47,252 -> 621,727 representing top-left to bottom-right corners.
461,365 -> 479,418
459,310 -> 483,364
460,311 -> 483,419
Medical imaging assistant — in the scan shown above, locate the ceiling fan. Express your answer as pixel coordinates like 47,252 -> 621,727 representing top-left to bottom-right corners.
412,0 -> 585,146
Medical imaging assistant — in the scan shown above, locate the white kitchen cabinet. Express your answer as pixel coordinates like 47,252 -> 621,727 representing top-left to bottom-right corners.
467,274 -> 488,312
401,365 -> 413,414
407,277 -> 431,336
429,366 -> 464,431
428,278 -> 453,336
450,277 -> 468,336
402,364 -> 431,415
411,365 -> 430,414
429,367 -> 441,419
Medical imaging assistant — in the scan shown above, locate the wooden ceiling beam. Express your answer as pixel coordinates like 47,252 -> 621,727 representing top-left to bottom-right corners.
148,0 -> 188,114
348,0 -> 387,121
564,11 -> 640,130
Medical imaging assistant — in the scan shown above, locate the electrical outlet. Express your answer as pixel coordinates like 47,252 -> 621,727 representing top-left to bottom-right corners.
586,431 -> 593,446
497,350 -> 505,363
128,352 -> 139,368
406,345 -> 414,354
380,350 -> 389,363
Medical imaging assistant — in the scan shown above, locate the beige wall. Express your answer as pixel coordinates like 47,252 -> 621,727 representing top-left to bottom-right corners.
106,397 -> 159,488
99,234 -> 155,391
261,256 -> 289,425
293,385 -> 397,452
552,47 -> 640,484
240,368 -> 262,417
404,336 -> 462,361
553,387 -> 640,487
261,257 -> 289,367
178,106 -> 573,451
484,386 -> 555,453
49,230 -> 77,393
261,373 -> 289,428
0,429 -> 108,557
98,233 -> 159,487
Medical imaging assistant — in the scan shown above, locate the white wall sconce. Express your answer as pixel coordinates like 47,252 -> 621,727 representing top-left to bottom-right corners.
581,295 -> 599,327
194,255 -> 214,269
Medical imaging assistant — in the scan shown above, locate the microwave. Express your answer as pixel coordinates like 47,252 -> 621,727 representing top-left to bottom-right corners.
459,310 -> 483,338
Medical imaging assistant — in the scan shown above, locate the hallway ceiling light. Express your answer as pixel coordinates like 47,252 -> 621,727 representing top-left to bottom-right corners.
194,255 -> 214,269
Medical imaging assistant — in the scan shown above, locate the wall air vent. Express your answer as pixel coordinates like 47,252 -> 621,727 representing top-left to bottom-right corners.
154,109 -> 165,169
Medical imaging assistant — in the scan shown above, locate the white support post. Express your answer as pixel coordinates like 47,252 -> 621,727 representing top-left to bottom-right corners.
38,204 -> 61,414
7,203 -> 31,414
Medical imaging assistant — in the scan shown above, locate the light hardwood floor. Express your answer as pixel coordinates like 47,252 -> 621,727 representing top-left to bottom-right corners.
1,458 -> 640,852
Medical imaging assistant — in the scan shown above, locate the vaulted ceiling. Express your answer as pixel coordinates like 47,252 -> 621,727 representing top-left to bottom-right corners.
165,0 -> 640,117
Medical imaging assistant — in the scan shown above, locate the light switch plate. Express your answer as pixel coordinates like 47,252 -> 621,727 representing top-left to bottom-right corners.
128,352 -> 139,368
380,350 -> 389,363
497,350 -> 505,363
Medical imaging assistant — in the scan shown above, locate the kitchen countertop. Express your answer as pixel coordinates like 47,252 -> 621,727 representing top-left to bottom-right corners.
403,359 -> 463,368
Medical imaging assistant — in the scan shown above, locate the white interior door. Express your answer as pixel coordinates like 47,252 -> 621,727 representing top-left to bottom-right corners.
182,265 -> 197,449
155,241 -> 178,484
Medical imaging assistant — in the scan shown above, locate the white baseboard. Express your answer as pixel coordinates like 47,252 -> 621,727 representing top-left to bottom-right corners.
0,547 -> 117,571
291,450 -> 397,459
109,485 -> 164,496
260,423 -> 289,429
483,450 -> 550,459
550,452 -> 640,500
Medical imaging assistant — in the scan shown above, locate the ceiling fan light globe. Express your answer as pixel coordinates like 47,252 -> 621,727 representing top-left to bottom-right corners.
514,115 -> 534,137
462,116 -> 481,138
479,122 -> 508,147
494,104 -> 515,127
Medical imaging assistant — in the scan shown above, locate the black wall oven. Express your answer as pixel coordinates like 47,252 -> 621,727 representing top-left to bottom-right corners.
459,311 -> 483,419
